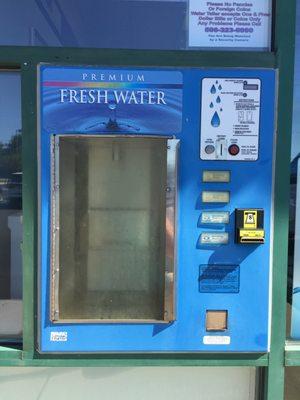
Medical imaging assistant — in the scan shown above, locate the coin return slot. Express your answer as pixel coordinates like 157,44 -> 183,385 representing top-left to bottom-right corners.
240,236 -> 265,244
206,310 -> 228,332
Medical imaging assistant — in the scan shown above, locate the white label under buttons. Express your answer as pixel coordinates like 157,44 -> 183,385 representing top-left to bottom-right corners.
203,170 -> 230,183
201,211 -> 229,224
200,232 -> 229,245
203,336 -> 231,345
202,191 -> 230,203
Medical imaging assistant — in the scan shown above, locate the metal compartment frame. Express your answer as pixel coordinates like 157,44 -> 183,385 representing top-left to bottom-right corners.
50,134 -> 179,324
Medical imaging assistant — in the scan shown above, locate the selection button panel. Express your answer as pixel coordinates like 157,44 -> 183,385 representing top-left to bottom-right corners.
200,232 -> 229,245
201,211 -> 230,224
202,191 -> 230,203
202,170 -> 230,183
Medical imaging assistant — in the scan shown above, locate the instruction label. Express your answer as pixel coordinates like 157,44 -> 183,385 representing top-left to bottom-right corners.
188,0 -> 272,49
200,77 -> 261,161
199,264 -> 240,293
50,331 -> 68,342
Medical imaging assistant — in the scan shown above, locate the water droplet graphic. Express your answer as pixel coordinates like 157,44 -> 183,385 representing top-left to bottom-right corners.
108,101 -> 117,110
218,85 -> 222,90
211,111 -> 220,127
216,96 -> 221,103
210,102 -> 214,108
210,85 -> 216,94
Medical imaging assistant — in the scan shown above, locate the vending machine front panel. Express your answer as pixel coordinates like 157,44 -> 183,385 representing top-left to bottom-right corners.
38,65 -> 276,353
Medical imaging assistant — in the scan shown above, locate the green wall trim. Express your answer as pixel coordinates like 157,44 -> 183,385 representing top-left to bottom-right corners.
285,342 -> 300,366
0,347 -> 22,360
0,352 -> 268,367
285,351 -> 300,366
0,46 -> 276,68
21,62 -> 37,358
264,0 -> 297,399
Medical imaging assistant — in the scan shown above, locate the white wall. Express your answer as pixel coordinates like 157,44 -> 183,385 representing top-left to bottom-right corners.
0,367 -> 256,400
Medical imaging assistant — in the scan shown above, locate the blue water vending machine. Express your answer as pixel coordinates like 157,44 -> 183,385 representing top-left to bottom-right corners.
38,64 -> 276,353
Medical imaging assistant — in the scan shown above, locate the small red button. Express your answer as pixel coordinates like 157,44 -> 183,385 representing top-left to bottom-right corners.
228,144 -> 240,156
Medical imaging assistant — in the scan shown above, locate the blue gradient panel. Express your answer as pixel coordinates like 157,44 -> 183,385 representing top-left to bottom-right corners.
39,65 -> 276,353
41,66 -> 182,134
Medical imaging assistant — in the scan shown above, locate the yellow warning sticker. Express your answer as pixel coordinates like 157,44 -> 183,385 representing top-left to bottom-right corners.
243,210 -> 257,229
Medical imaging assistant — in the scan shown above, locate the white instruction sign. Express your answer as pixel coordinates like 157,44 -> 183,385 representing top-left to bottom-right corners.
200,78 -> 261,161
189,0 -> 272,49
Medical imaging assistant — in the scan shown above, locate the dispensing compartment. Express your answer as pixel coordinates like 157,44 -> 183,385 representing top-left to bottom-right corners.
50,135 -> 178,323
